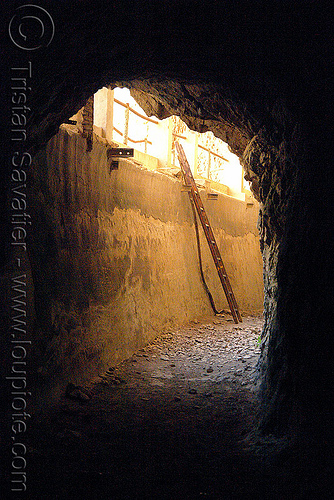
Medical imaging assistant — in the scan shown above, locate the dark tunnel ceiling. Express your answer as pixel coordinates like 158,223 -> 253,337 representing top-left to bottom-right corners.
17,0 -> 330,157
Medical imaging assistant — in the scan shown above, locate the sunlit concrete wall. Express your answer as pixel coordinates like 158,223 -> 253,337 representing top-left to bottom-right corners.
30,125 -> 263,390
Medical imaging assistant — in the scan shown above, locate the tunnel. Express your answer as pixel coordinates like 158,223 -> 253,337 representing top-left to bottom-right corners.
1,1 -> 333,498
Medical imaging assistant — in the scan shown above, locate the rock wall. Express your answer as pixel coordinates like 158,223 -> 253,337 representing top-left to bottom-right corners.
28,125 -> 263,393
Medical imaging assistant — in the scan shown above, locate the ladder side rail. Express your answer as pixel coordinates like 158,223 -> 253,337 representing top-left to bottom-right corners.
175,141 -> 242,323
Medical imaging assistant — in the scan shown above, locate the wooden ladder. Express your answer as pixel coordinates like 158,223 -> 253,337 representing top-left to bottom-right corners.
175,141 -> 242,324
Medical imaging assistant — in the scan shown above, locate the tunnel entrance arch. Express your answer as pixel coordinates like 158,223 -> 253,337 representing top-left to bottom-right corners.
2,1 -> 332,450
11,72 -> 302,437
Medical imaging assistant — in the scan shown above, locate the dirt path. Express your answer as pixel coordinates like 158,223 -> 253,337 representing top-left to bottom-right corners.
23,315 -> 288,500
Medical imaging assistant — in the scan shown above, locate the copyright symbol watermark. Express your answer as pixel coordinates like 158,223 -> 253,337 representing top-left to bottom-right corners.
9,4 -> 55,51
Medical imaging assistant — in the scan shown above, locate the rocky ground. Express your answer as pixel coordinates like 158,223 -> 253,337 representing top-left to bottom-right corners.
19,316 -> 307,499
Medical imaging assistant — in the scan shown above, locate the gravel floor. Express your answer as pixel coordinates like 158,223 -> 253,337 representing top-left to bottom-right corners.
21,315 -> 299,500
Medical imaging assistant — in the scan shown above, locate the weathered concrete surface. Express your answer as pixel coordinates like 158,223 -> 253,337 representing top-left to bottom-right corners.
29,125 -> 262,392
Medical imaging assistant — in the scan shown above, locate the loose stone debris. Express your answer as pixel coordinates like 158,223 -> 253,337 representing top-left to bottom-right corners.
25,316 -> 276,500
65,383 -> 92,402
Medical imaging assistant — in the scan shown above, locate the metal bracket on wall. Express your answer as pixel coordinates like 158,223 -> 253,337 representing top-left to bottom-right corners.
107,147 -> 134,172
207,192 -> 218,200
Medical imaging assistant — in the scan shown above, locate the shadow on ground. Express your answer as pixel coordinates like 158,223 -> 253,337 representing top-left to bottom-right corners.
9,316 -> 319,499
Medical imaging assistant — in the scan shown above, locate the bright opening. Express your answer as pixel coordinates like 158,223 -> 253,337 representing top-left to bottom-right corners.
91,87 -> 251,200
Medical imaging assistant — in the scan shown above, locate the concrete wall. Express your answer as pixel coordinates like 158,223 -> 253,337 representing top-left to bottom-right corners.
30,125 -> 263,390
